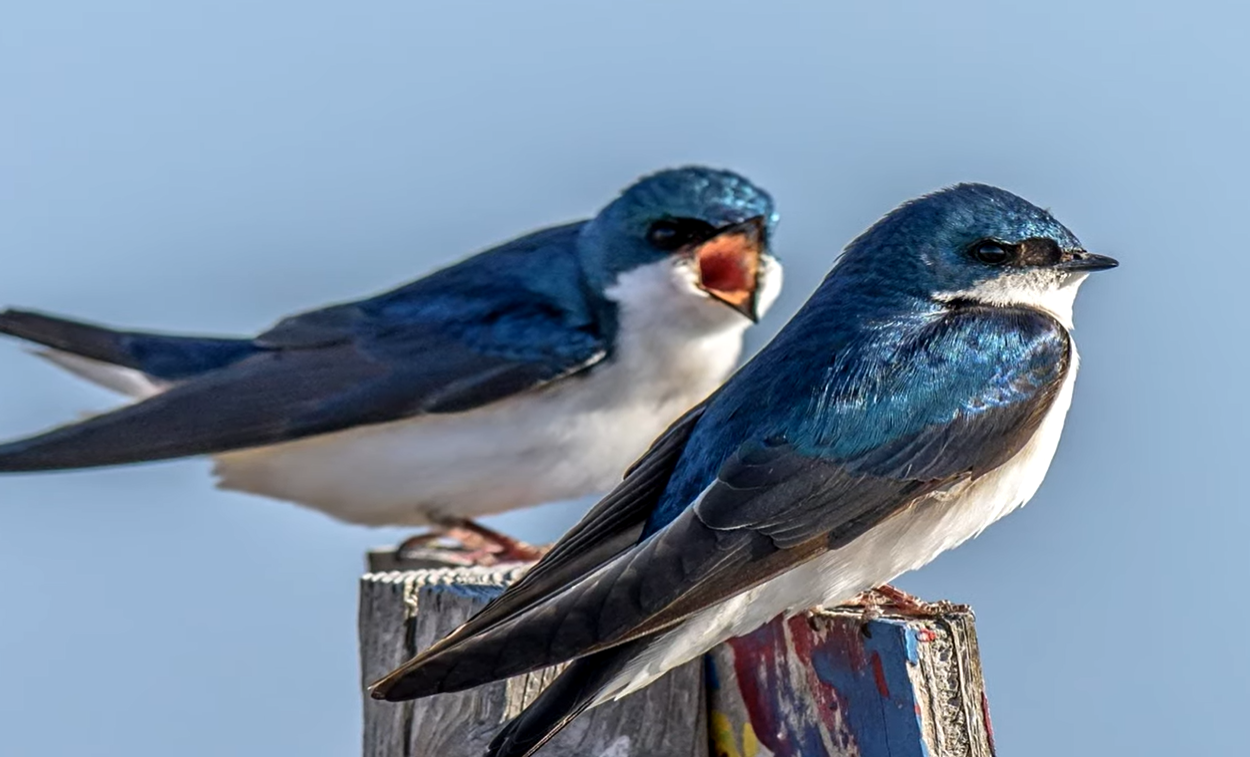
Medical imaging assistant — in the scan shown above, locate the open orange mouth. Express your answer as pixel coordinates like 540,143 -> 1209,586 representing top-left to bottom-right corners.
692,218 -> 765,321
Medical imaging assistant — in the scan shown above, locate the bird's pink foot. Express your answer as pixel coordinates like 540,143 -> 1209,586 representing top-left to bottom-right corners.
842,584 -> 963,616
869,584 -> 931,613
395,519 -> 547,566
443,520 -> 548,564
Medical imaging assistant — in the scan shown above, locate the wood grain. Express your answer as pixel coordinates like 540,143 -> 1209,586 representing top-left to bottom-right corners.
360,564 -> 707,757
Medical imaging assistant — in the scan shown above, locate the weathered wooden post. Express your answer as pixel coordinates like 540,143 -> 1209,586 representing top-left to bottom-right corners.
360,550 -> 995,757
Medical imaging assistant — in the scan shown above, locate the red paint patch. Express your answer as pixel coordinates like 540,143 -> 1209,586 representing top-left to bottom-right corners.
982,691 -> 998,756
790,614 -> 860,753
916,628 -> 937,643
725,621 -> 792,754
723,614 -> 865,756
797,614 -> 869,672
871,651 -> 890,698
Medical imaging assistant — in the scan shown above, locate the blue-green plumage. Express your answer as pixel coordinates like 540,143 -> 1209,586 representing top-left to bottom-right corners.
644,302 -> 1071,535
367,183 -> 1117,757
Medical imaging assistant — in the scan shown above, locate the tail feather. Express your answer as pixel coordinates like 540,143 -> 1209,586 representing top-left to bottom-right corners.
36,350 -> 167,399
0,308 -> 255,381
486,642 -> 645,757
0,309 -> 141,370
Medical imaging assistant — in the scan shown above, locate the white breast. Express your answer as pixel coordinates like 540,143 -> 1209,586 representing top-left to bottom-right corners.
210,257 -> 779,526
598,338 -> 1079,704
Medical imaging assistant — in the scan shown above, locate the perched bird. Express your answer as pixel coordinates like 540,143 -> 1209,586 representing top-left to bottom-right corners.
0,167 -> 781,557
368,183 -> 1118,756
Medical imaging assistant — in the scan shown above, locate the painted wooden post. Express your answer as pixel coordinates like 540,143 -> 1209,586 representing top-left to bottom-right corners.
360,551 -> 995,757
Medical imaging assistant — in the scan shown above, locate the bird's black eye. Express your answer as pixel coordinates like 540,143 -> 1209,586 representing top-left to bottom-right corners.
972,240 -> 1011,265
646,218 -> 715,251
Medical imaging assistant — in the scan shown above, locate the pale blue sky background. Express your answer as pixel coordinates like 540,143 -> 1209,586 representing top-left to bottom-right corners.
1,1 -> 1244,755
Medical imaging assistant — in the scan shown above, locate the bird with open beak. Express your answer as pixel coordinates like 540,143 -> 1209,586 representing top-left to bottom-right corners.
688,216 -> 767,322
0,167 -> 781,560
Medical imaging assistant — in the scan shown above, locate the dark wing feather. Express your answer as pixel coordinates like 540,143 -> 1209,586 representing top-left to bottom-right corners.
379,459 -> 934,699
484,641 -> 651,757
0,308 -> 258,379
370,305 -> 1072,701
0,231 -> 610,472
0,328 -> 603,471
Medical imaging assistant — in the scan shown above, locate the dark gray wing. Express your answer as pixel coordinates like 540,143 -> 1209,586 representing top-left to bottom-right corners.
0,295 -> 605,472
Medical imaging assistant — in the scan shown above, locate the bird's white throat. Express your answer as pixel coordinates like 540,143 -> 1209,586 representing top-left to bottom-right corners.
936,270 -> 1088,329
603,254 -> 783,339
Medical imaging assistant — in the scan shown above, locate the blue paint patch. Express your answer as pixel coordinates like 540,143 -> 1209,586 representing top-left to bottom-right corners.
862,620 -> 927,757
804,617 -> 928,757
904,627 -> 920,665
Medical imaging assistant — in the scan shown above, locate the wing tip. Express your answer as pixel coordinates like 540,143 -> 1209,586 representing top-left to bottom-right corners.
0,437 -> 69,473
0,306 -> 34,325
365,682 -> 392,702
366,660 -> 440,702
365,671 -> 407,702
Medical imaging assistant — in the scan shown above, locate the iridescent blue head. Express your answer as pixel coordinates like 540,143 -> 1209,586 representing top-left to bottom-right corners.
832,183 -> 1116,325
579,167 -> 781,323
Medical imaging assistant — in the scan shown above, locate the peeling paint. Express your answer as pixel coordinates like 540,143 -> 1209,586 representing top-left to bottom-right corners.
708,612 -> 942,757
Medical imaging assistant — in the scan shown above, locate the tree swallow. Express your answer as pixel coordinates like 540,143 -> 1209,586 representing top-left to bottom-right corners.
0,167 -> 782,557
367,183 -> 1117,756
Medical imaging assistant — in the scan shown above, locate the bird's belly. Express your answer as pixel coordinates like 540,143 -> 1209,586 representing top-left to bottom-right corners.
603,350 -> 1079,702
210,378 -> 716,528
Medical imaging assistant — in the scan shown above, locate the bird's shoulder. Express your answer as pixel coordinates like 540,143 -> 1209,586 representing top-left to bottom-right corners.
371,221 -> 593,317
253,221 -> 605,359
730,300 -> 1071,453
809,302 -> 1071,455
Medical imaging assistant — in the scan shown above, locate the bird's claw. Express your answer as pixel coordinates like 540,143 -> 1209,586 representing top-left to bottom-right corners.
395,520 -> 549,566
840,584 -> 963,618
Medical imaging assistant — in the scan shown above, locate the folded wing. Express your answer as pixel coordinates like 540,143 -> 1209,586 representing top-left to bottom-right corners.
370,304 -> 1071,700
0,225 -> 606,471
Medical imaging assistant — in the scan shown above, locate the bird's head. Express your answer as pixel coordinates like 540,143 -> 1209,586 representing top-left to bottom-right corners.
579,166 -> 781,325
835,183 -> 1116,326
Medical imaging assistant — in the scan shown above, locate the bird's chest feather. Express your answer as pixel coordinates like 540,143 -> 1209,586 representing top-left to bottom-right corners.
211,264 -> 749,525
769,342 -> 1079,616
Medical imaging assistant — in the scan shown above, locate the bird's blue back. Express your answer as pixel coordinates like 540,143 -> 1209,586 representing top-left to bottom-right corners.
261,221 -> 606,361
114,222 -> 601,381
124,165 -> 777,380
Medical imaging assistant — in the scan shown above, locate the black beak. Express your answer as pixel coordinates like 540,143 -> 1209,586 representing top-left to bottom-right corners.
717,215 -> 768,238
1055,250 -> 1119,272
691,216 -> 768,323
